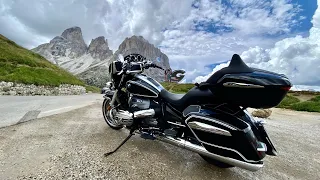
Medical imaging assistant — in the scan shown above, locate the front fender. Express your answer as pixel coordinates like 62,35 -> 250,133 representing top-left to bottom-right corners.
103,90 -> 115,99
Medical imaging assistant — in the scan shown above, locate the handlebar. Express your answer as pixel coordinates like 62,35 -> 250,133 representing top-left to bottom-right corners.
117,60 -> 163,76
150,64 -> 164,70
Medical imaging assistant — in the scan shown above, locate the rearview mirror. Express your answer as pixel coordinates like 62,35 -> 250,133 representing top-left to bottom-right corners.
118,54 -> 124,62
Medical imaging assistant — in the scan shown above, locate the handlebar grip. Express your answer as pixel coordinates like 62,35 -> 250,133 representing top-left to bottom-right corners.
154,64 -> 164,70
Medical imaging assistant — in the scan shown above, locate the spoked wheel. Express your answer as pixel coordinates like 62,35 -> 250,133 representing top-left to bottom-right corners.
102,98 -> 123,130
200,155 -> 234,168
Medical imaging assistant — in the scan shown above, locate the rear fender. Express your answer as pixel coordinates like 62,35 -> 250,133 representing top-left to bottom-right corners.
243,110 -> 277,156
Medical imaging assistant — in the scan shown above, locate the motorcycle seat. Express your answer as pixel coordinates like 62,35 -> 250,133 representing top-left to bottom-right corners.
160,54 -> 251,111
160,89 -> 185,103
206,54 -> 253,84
160,87 -> 214,111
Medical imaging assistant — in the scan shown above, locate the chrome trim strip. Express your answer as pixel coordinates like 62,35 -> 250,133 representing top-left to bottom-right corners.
167,121 -> 185,127
155,136 -> 263,171
133,109 -> 155,118
185,115 -> 260,163
188,121 -> 232,136
223,82 -> 264,88
127,81 -> 158,98
257,142 -> 267,152
215,108 -> 253,133
186,115 -> 237,131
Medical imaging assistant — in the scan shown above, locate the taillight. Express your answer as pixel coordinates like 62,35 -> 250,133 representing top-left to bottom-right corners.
280,86 -> 291,91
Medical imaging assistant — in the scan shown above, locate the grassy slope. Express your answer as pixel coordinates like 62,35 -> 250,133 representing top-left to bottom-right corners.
0,34 -> 86,86
161,82 -> 194,94
161,82 -> 320,113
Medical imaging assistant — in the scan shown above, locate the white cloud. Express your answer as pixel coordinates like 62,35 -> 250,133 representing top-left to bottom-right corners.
239,0 -> 320,87
193,0 -> 320,90
291,85 -> 320,92
0,0 -> 306,85
193,61 -> 229,83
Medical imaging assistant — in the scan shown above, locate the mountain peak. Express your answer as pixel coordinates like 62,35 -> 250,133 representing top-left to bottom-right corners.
114,35 -> 170,82
88,36 -> 112,60
61,26 -> 82,39
129,35 -> 148,43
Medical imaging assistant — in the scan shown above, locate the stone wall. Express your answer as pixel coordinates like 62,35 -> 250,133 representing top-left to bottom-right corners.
0,81 -> 86,96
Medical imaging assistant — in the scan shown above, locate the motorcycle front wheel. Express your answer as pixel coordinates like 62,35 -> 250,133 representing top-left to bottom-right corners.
102,98 -> 123,130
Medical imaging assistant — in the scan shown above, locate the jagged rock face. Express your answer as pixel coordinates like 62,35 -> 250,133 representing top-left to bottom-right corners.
32,27 -> 112,79
77,63 -> 111,88
60,27 -> 87,58
33,27 -> 88,65
113,35 -> 170,82
88,36 -> 113,61
32,27 -> 171,87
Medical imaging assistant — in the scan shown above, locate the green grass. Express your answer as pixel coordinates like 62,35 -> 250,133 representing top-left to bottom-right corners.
276,94 -> 320,112
288,95 -> 320,112
161,82 -> 194,94
276,95 -> 300,108
0,34 -> 89,88
289,101 -> 320,112
84,85 -> 100,93
310,96 -> 320,102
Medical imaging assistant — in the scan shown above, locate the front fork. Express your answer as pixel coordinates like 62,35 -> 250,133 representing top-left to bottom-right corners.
110,74 -> 126,107
110,89 -> 118,107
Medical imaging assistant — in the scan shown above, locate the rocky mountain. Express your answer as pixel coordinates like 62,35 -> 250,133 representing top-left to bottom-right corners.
88,36 -> 113,60
32,27 -> 170,87
112,35 -> 170,82
32,27 -> 113,75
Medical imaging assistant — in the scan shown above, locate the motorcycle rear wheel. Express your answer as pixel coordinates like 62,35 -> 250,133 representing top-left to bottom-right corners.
200,155 -> 234,168
102,98 -> 123,130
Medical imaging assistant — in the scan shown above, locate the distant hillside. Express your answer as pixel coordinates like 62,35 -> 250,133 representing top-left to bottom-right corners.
0,34 -> 85,87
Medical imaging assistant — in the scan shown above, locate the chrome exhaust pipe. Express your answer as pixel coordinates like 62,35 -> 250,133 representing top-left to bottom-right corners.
133,109 -> 155,118
155,135 -> 263,171
116,109 -> 155,120
116,109 -> 156,126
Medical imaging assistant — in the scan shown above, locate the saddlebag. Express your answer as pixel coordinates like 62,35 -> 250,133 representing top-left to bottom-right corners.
184,109 -> 267,163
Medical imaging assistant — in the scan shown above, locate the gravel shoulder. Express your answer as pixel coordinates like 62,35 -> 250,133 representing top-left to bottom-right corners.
0,103 -> 320,180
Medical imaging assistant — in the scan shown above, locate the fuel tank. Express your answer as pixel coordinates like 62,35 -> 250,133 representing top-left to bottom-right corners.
126,74 -> 164,98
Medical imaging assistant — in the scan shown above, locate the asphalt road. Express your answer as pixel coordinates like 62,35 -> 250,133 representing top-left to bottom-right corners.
0,94 -> 103,128
0,102 -> 320,180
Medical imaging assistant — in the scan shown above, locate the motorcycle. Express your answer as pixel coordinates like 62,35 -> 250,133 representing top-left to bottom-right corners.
102,53 -> 292,171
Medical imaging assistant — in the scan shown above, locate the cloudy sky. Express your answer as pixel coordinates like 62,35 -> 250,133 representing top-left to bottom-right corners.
1,0 -> 319,89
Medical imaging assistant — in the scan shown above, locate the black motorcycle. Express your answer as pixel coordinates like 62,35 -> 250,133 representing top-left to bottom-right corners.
102,53 -> 292,171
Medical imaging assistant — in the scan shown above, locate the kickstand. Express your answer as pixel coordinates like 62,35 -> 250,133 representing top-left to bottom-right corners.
104,130 -> 135,157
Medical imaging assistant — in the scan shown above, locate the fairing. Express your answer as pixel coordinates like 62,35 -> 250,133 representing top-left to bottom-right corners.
126,74 -> 164,98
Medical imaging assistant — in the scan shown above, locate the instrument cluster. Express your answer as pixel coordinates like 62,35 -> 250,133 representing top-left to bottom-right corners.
124,54 -> 146,62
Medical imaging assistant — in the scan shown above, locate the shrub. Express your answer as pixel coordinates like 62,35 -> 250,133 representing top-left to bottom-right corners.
290,101 -> 320,113
277,95 -> 300,108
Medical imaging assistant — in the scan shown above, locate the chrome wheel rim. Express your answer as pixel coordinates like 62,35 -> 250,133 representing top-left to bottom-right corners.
103,100 -> 121,127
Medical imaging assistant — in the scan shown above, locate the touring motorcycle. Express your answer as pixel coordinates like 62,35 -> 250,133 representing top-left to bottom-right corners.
102,53 -> 292,171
